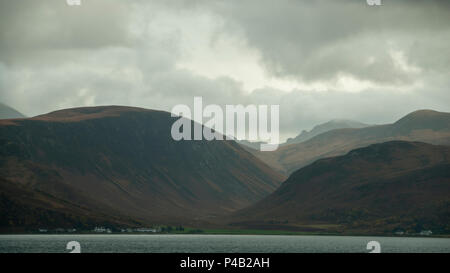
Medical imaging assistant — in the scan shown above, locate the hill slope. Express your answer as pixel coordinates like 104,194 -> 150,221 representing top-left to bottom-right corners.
284,119 -> 369,146
0,103 -> 25,119
250,110 -> 450,175
0,106 -> 285,231
231,141 -> 450,234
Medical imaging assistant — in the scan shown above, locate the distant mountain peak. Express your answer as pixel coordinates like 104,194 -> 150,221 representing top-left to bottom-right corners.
395,109 -> 447,122
407,109 -> 441,115
249,108 -> 450,176
284,119 -> 369,145
329,118 -> 360,123
393,109 -> 450,131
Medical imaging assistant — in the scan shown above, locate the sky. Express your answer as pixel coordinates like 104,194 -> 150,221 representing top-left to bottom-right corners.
0,0 -> 449,141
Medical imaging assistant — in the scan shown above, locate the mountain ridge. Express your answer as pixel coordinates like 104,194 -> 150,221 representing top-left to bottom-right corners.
248,109 -> 450,175
284,119 -> 369,146
229,141 -> 450,234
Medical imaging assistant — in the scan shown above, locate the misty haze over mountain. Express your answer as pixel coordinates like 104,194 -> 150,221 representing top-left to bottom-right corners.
247,110 -> 450,175
284,119 -> 370,145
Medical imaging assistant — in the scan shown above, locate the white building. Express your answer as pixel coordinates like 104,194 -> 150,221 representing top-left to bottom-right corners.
420,230 -> 433,236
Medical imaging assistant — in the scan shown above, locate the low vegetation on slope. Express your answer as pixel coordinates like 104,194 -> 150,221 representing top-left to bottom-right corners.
0,106 -> 284,231
231,141 -> 450,235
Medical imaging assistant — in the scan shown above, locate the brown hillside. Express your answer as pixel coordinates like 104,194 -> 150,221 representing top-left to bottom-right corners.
0,106 -> 285,231
249,110 -> 450,175
231,141 -> 450,234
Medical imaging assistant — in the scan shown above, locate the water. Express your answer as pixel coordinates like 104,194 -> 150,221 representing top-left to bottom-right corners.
0,234 -> 449,253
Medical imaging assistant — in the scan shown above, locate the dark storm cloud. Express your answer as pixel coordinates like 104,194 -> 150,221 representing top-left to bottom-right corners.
0,0 -> 449,141
208,0 -> 450,84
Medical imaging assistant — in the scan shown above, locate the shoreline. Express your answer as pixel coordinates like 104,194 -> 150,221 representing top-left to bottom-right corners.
1,231 -> 448,239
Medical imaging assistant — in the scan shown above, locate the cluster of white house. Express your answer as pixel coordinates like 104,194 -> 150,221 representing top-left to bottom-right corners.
37,227 -> 161,233
394,230 -> 433,236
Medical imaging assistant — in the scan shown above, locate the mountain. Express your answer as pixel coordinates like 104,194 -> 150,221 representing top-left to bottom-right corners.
230,141 -> 450,234
284,119 -> 369,145
249,110 -> 450,175
0,103 -> 25,119
0,106 -> 285,231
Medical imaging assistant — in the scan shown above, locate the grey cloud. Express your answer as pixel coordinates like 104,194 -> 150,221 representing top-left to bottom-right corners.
0,0 -> 449,142
0,0 -> 131,65
208,0 -> 450,84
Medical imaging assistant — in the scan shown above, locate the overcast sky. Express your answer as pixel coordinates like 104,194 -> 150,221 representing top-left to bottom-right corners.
1,0 -> 449,141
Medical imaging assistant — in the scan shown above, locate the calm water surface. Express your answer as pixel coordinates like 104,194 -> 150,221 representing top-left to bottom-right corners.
0,234 -> 449,253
